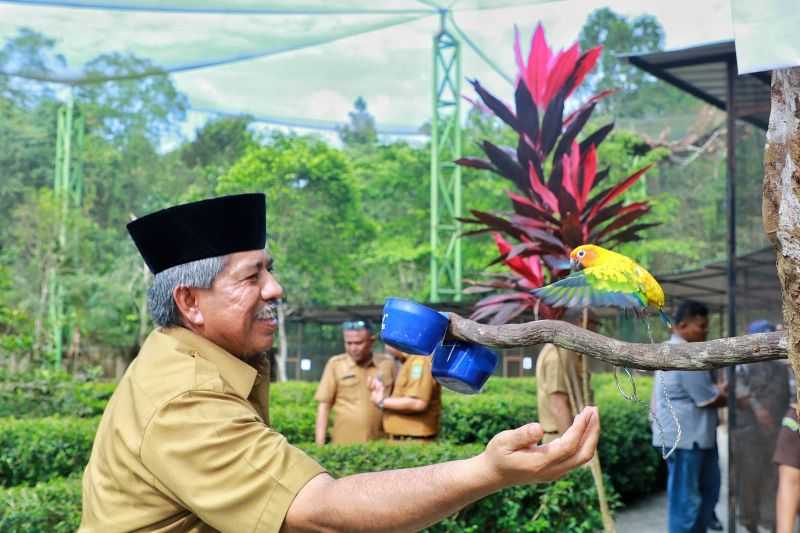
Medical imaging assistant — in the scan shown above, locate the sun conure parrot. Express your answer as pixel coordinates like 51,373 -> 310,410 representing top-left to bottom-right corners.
532,244 -> 671,326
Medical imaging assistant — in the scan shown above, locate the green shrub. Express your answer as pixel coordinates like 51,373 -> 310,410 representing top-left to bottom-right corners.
0,476 -> 82,533
270,404 -> 316,443
0,375 -> 662,502
595,374 -> 666,501
0,443 -> 617,533
0,370 -> 114,418
0,417 -> 97,487
441,392 -> 536,444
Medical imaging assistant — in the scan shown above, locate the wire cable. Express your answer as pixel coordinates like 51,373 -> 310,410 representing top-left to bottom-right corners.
447,11 -> 513,85
190,106 -> 426,136
0,0 -> 435,15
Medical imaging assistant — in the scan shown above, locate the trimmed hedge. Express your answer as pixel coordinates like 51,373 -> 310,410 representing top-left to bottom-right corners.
0,443 -> 617,533
0,372 -> 662,503
0,476 -> 82,533
0,376 -> 662,503
0,373 -> 114,418
0,417 -> 97,487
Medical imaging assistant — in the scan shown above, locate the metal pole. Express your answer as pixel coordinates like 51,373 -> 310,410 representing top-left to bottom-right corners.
725,58 -> 737,533
429,16 -> 440,302
429,9 -> 462,303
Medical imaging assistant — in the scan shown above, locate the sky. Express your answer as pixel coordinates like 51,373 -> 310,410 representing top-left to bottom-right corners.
0,0 -> 734,145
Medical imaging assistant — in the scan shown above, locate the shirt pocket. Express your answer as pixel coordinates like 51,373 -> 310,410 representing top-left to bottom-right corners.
336,372 -> 361,392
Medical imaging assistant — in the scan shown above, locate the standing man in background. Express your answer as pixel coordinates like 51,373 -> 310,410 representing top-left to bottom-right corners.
536,311 -> 599,444
370,347 -> 442,441
652,300 -> 727,533
314,320 -> 395,445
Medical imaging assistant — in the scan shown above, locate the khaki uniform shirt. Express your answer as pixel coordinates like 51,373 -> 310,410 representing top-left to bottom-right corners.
314,353 -> 395,444
383,355 -> 441,437
536,343 -> 589,444
80,327 -> 325,533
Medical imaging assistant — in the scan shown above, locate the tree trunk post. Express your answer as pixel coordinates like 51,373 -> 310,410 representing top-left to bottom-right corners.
763,68 -> 800,407
276,300 -> 288,382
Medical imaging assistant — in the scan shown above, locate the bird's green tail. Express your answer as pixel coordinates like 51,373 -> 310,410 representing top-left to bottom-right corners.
659,310 -> 672,328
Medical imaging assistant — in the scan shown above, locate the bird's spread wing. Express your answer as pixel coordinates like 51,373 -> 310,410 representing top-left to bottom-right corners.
532,266 -> 647,311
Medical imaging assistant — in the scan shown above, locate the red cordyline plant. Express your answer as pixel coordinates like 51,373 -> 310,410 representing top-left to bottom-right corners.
457,24 -> 657,324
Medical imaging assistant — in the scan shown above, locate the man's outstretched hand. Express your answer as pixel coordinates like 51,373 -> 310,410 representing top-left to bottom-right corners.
478,406 -> 600,488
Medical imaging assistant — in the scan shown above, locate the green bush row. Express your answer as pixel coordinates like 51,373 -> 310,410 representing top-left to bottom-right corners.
0,442 -> 617,533
0,377 -> 115,418
0,374 -> 661,501
0,417 -> 97,487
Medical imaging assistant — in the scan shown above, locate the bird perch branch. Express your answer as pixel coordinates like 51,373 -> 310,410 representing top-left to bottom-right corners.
447,314 -> 788,370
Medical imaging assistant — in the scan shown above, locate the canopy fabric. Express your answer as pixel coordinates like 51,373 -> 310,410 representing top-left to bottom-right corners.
0,0 -> 562,132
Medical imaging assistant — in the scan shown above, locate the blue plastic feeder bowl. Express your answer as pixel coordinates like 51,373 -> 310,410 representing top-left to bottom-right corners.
431,341 -> 498,394
380,298 -> 449,355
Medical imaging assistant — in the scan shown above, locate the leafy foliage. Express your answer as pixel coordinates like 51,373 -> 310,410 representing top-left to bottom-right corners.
217,132 -> 375,306
458,24 -> 658,324
0,374 -> 660,505
0,453 -> 614,533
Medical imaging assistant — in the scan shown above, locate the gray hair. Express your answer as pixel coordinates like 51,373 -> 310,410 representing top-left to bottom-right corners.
148,255 -> 228,327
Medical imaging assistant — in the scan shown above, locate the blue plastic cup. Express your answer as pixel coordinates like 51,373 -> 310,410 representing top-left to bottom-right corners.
380,298 -> 449,355
431,341 -> 498,394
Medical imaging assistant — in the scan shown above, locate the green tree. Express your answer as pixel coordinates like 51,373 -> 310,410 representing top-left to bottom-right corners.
351,141 -> 431,300
217,132 -> 374,306
174,115 -> 259,201
0,29 -> 64,107
579,8 -> 697,118
338,96 -> 377,148
75,52 -> 188,144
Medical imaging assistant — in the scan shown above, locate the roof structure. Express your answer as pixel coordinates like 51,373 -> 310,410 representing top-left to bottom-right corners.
624,40 -> 771,131
656,246 -> 780,317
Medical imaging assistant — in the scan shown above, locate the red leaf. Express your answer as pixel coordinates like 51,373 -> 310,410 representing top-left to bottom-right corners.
568,46 -> 602,97
505,191 -> 560,225
591,205 -> 651,241
602,222 -> 660,244
529,162 -> 560,213
587,201 -> 648,231
587,163 -> 653,222
455,157 -> 495,171
580,145 -> 597,209
563,89 -> 616,128
470,79 -> 519,132
489,301 -> 530,325
561,152 -> 577,201
526,23 -> 551,107
542,42 -> 580,108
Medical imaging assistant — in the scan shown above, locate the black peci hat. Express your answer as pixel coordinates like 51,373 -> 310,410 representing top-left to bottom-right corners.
127,193 -> 267,274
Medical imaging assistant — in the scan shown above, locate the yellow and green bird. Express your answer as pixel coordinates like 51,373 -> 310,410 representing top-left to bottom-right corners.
533,244 -> 670,325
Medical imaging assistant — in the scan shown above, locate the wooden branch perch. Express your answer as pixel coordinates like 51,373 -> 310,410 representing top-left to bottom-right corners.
447,314 -> 788,371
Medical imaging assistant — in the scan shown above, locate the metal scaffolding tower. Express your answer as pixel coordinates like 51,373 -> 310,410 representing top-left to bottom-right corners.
47,95 -> 84,367
429,10 -> 462,303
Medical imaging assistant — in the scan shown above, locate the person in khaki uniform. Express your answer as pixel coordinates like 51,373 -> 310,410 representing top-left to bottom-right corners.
82,193 -> 602,533
536,344 -> 589,444
370,349 -> 442,441
536,312 -> 599,444
314,321 -> 395,445
80,194 -> 325,532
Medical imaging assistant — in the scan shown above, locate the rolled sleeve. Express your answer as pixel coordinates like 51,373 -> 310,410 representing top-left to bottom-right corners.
681,371 -> 719,407
314,359 -> 337,403
141,391 -> 325,533
539,345 -> 570,396
403,361 -> 434,403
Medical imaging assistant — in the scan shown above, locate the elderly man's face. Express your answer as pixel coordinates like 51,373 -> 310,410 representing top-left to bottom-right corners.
344,329 -> 374,366
195,249 -> 283,358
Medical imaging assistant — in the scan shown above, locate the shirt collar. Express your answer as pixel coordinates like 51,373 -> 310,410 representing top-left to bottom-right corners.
163,326 -> 258,399
343,353 -> 377,369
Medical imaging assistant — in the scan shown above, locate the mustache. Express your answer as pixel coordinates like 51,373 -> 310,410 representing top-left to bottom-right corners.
254,301 -> 279,320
